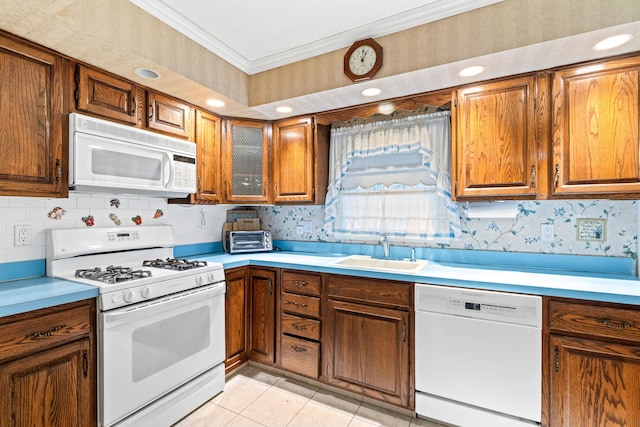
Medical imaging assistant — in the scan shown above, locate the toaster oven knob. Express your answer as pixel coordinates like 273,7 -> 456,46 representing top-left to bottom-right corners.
141,287 -> 152,299
124,290 -> 135,303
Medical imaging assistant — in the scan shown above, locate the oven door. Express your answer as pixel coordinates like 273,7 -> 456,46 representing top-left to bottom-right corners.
99,283 -> 225,427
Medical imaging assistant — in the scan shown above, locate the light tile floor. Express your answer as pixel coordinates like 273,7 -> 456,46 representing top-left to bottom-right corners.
173,365 -> 449,427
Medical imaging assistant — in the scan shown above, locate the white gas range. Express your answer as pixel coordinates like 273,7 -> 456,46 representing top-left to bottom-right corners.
46,226 -> 226,427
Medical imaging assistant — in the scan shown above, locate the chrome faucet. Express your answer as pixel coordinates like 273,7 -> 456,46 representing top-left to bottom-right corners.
379,235 -> 390,259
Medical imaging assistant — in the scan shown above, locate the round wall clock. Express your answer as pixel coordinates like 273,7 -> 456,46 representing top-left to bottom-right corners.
344,38 -> 383,82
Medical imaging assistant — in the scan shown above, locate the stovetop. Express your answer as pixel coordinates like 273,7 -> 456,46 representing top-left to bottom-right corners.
46,226 -> 225,311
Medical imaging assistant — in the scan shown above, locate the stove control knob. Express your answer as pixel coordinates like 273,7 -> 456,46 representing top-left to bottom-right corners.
196,275 -> 204,286
141,287 -> 152,299
207,272 -> 215,282
123,290 -> 135,303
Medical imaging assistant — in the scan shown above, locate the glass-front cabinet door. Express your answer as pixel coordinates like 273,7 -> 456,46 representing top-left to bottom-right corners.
223,119 -> 271,203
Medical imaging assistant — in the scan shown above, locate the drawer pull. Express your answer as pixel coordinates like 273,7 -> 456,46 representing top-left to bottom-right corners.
25,324 -> 66,340
291,345 -> 307,353
285,300 -> 308,308
293,324 -> 308,331
601,319 -> 633,330
294,280 -> 308,287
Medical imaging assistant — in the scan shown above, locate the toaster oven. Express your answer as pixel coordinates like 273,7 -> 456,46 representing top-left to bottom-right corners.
227,230 -> 273,254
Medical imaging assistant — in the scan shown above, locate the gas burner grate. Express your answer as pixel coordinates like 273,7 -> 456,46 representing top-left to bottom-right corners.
142,258 -> 208,271
75,266 -> 152,284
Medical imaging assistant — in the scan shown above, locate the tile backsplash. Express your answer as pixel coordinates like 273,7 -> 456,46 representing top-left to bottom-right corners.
0,194 -> 233,264
257,199 -> 638,260
0,195 -> 637,272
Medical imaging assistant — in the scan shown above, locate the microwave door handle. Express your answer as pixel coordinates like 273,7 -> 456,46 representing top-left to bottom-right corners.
164,152 -> 173,188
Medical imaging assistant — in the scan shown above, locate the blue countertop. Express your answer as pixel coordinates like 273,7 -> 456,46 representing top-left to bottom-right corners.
0,277 -> 98,318
198,251 -> 640,306
2,246 -> 640,318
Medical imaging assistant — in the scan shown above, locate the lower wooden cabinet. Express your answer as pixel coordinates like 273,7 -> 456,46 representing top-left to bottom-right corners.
323,275 -> 413,409
0,299 -> 96,427
547,299 -> 640,426
224,267 -> 250,373
249,268 -> 277,365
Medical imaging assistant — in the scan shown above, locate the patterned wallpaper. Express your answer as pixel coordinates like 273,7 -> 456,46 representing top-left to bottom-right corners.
257,199 -> 637,260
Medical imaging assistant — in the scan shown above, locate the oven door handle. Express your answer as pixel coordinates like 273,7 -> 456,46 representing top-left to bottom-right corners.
102,283 -> 225,327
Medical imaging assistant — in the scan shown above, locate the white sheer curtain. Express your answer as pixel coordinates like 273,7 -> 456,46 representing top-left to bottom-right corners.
324,111 -> 460,243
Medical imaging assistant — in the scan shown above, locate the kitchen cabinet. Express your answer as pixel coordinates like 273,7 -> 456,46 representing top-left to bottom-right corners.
146,90 -> 194,139
0,31 -> 68,198
172,109 -> 222,204
249,268 -> 277,365
279,270 -> 322,378
272,117 -> 330,204
73,63 -> 194,140
547,298 -> 640,426
452,74 -> 549,200
551,55 -> 640,197
73,64 -> 142,126
223,119 -> 271,204
0,299 -> 96,427
224,267 -> 250,373
323,274 -> 413,409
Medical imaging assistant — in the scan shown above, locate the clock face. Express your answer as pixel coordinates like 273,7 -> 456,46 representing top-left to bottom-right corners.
348,45 -> 377,76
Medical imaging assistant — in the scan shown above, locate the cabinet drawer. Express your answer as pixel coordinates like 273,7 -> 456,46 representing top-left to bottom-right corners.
281,335 -> 319,378
282,292 -> 320,317
282,271 -> 321,296
549,300 -> 640,342
327,275 -> 411,308
281,313 -> 320,341
0,303 -> 92,363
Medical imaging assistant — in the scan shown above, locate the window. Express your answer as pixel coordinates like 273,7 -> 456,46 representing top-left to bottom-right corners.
324,111 -> 460,243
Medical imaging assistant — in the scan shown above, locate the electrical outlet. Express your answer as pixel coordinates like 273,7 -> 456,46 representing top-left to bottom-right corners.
541,223 -> 554,241
14,225 -> 32,246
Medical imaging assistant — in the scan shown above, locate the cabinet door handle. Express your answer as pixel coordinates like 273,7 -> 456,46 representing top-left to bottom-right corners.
554,345 -> 559,372
132,97 -> 137,116
25,324 -> 66,340
149,103 -> 154,120
83,349 -> 89,378
293,323 -> 308,331
554,164 -> 560,188
402,320 -> 406,342
531,165 -> 536,188
55,159 -> 61,182
294,280 -> 307,287
267,279 -> 273,295
601,319 -> 633,330
291,345 -> 307,353
274,182 -> 277,198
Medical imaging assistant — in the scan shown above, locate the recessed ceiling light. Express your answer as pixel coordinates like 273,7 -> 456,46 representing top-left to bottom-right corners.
593,34 -> 633,51
458,65 -> 485,77
134,67 -> 160,79
378,103 -> 395,115
361,87 -> 381,97
276,106 -> 292,113
206,99 -> 225,107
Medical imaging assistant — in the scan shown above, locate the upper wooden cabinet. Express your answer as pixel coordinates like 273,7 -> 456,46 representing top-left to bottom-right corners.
0,32 -> 68,198
551,55 -> 640,197
223,119 -> 271,204
74,64 -> 142,126
273,117 -> 329,204
146,91 -> 194,139
73,64 -> 194,140
452,75 -> 547,200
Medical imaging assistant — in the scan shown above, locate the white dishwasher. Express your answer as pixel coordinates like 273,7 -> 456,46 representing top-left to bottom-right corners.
415,283 -> 542,427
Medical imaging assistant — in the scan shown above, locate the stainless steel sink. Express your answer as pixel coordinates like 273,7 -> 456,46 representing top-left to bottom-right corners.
330,254 -> 429,274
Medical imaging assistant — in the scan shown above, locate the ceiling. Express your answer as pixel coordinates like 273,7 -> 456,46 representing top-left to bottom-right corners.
0,1 -> 639,120
129,0 -> 503,74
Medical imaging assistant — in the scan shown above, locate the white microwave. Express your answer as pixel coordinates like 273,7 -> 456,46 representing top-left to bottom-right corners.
69,113 -> 196,198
